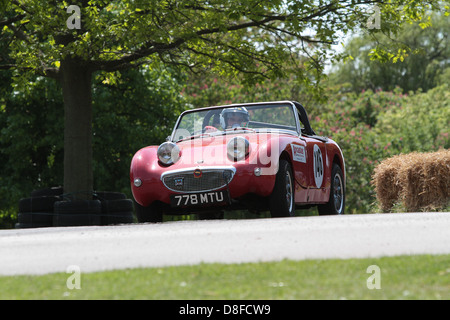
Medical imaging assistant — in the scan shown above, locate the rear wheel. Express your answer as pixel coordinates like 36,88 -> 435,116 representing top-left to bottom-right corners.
318,164 -> 345,215
269,160 -> 295,218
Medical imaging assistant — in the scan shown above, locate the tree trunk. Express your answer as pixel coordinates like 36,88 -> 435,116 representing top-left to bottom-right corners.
60,58 -> 93,200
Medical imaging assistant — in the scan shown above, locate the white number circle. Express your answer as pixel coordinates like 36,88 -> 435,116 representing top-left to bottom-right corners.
313,144 -> 324,188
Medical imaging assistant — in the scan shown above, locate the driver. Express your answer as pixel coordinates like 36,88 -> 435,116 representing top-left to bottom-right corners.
220,107 -> 250,129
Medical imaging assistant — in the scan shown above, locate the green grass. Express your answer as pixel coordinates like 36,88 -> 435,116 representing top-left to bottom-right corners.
1,254 -> 448,300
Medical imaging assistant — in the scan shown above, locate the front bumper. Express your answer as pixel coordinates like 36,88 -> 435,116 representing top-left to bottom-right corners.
131,164 -> 275,208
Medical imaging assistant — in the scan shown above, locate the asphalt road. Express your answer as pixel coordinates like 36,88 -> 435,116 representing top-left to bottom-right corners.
1,212 -> 449,275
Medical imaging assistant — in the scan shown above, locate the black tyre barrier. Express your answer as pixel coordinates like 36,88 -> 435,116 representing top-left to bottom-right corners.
54,200 -> 102,227
15,222 -> 52,229
30,186 -> 63,198
18,212 -> 53,225
94,191 -> 127,201
15,189 -> 135,228
16,196 -> 61,228
101,199 -> 134,225
103,199 -> 133,213
18,196 -> 61,213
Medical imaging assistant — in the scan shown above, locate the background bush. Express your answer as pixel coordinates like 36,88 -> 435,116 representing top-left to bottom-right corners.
184,79 -> 449,214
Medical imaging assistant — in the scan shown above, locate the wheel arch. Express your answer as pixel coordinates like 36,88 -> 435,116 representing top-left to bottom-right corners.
332,153 -> 346,189
280,150 -> 292,166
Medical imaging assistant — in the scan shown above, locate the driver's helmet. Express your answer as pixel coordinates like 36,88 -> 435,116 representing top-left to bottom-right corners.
220,107 -> 250,129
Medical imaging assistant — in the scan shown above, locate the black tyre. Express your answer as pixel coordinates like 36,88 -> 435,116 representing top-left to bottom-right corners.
318,164 -> 345,215
15,222 -> 51,229
100,199 -> 135,225
135,201 -> 163,223
54,200 -> 102,226
102,199 -> 133,213
18,196 -> 60,213
18,212 -> 53,226
94,191 -> 127,201
30,186 -> 63,198
269,160 -> 295,218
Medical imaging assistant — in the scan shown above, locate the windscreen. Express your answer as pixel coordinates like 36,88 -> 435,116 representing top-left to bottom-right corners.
172,104 -> 297,142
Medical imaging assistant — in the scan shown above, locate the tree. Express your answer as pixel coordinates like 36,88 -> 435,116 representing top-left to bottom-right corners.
329,12 -> 450,93
0,62 -> 186,228
0,0 -> 442,199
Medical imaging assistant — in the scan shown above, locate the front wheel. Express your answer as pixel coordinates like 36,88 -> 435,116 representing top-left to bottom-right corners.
318,164 -> 345,215
135,201 -> 163,223
269,160 -> 295,218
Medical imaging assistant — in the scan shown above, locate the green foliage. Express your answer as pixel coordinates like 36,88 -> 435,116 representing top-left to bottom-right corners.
329,12 -> 450,93
183,72 -> 449,214
182,73 -> 320,109
311,85 -> 449,213
0,64 -> 185,228
2,0 -> 442,88
0,74 -> 64,228
92,65 -> 186,196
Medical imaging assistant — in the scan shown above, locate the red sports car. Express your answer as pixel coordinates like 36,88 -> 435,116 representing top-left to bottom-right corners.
130,101 -> 345,222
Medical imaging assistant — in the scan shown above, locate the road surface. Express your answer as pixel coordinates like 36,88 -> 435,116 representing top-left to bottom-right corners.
0,212 -> 449,275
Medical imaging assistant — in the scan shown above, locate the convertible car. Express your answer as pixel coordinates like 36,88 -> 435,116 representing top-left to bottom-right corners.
130,101 -> 345,222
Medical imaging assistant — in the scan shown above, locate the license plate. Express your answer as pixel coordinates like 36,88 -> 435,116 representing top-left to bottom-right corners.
170,190 -> 230,207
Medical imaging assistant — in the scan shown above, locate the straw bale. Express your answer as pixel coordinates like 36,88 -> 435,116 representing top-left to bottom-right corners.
372,155 -> 403,211
399,149 -> 450,211
372,149 -> 450,212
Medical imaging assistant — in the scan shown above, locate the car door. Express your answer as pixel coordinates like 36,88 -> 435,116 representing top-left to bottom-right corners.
289,138 -> 309,203
304,137 -> 328,203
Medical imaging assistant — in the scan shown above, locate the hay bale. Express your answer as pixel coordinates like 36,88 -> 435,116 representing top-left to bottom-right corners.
398,149 -> 450,211
372,149 -> 450,212
372,155 -> 403,211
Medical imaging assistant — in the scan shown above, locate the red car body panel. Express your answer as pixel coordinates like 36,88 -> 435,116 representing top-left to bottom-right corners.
131,133 -> 278,207
130,101 -> 345,214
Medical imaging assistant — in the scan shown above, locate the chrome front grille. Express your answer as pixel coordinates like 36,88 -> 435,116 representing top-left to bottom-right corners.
162,167 -> 235,193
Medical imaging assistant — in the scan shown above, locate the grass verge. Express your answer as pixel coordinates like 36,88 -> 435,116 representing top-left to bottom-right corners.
1,254 -> 448,300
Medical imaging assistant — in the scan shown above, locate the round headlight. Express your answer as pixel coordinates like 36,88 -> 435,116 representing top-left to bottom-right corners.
227,137 -> 250,161
157,142 -> 181,165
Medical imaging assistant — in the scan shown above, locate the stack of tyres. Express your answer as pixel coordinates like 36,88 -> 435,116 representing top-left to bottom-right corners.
15,188 -> 135,228
94,192 -> 135,225
16,187 -> 63,228
16,195 -> 60,228
53,200 -> 102,227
